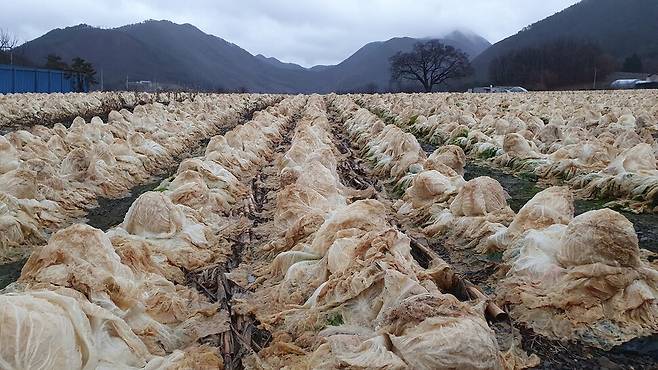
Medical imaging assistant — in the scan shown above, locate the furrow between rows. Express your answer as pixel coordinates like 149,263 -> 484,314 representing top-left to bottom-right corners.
0,94 -> 281,265
0,95 -> 307,369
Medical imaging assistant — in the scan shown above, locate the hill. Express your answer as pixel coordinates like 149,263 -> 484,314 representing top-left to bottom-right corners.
472,0 -> 658,83
16,21 -> 314,92
255,54 -> 306,71
16,20 -> 490,92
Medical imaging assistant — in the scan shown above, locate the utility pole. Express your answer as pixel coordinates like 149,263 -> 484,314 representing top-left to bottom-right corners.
100,68 -> 104,91
593,67 -> 597,90
540,53 -> 545,89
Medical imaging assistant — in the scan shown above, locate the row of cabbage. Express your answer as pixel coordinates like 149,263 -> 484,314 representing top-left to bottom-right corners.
236,95 -> 522,369
0,94 -> 280,263
357,91 -> 658,212
332,95 -> 658,356
0,95 -> 305,369
0,91 -> 194,129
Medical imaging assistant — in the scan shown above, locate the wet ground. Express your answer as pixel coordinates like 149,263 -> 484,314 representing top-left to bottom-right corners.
491,322 -> 658,370
0,164 -> 178,289
86,177 -> 168,231
464,162 -> 658,253
0,259 -> 26,290
463,163 -> 542,213
86,137 -> 212,231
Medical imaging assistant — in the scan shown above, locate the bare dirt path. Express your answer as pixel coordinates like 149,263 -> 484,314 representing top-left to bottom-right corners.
185,108 -> 303,370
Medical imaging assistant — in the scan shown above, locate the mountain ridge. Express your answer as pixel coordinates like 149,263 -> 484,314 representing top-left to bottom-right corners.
15,20 -> 491,92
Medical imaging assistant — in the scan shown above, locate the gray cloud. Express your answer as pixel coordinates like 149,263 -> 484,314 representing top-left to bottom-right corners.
1,0 -> 581,66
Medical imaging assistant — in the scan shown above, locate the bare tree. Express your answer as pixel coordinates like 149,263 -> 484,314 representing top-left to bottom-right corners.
0,29 -> 19,50
0,28 -> 20,65
390,40 -> 472,92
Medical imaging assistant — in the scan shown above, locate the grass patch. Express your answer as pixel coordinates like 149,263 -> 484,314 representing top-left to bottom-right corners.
478,147 -> 499,160
449,137 -> 467,147
327,312 -> 344,326
487,251 -> 503,262
453,128 -> 468,139
518,171 -> 539,182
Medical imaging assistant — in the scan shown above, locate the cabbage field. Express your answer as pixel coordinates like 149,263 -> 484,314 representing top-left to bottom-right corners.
0,91 -> 657,369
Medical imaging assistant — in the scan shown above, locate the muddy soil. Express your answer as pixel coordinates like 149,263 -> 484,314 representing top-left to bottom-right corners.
186,109 -> 301,370
426,136 -> 657,251
86,136 -> 212,230
489,321 -> 657,370
463,163 -> 542,212
0,259 -> 26,290
0,147 -> 197,288
86,177 -> 168,231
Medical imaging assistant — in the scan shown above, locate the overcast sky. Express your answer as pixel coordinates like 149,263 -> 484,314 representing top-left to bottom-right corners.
1,0 -> 581,66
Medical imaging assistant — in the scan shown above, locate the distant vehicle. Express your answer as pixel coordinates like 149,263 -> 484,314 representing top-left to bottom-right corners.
611,75 -> 658,89
506,86 -> 529,92
610,79 -> 642,89
635,81 -> 658,89
468,86 -> 528,93
126,80 -> 159,92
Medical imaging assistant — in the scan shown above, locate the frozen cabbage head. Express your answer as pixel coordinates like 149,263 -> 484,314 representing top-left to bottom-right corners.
500,208 -> 658,349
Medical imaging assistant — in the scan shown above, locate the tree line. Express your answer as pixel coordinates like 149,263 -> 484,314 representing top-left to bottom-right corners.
488,38 -> 658,90
621,53 -> 658,74
384,37 -> 656,93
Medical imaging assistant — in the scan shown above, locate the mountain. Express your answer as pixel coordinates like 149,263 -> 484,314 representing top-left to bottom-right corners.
311,31 -> 491,92
440,30 -> 492,60
255,54 -> 306,71
16,21 -> 315,92
15,20 -> 491,92
471,0 -> 658,83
